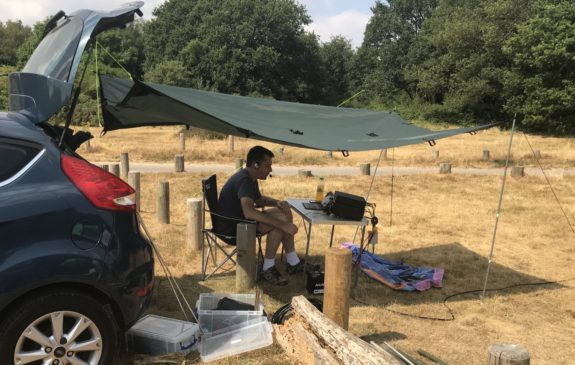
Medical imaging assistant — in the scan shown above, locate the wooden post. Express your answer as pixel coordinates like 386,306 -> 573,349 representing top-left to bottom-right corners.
186,198 -> 202,252
511,166 -> 524,178
120,152 -> 129,180
326,151 -> 333,158
128,171 -> 140,211
360,163 -> 371,176
488,344 -> 530,365
175,154 -> 185,172
84,139 -> 92,152
483,150 -> 491,161
228,135 -> 235,153
533,150 -> 541,160
110,163 -> 120,177
101,164 -> 109,172
298,170 -> 311,178
439,163 -> 451,174
235,158 -> 244,170
157,181 -> 170,224
382,148 -> 388,160
236,223 -> 256,290
323,248 -> 352,330
432,150 -> 439,160
275,146 -> 284,156
179,132 -> 186,152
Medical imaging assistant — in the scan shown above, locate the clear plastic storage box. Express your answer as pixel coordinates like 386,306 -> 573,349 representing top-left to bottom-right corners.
126,315 -> 200,356
197,293 -> 265,333
200,316 -> 273,362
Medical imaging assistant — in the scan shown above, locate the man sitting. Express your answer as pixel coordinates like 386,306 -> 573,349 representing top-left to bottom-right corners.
216,145 -> 303,286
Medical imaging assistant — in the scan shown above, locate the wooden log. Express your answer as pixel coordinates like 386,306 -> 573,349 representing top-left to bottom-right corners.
228,135 -> 235,153
175,154 -> 184,173
439,163 -> 451,174
488,344 -> 530,365
179,132 -> 186,152
235,158 -> 244,170
359,163 -> 371,176
293,323 -> 341,365
291,296 -> 402,365
236,223 -> 256,290
128,171 -> 140,211
298,170 -> 312,178
432,150 -> 439,160
511,166 -> 524,178
110,163 -> 120,177
483,150 -> 491,161
323,248 -> 352,330
186,198 -> 202,252
157,181 -> 170,224
120,152 -> 129,180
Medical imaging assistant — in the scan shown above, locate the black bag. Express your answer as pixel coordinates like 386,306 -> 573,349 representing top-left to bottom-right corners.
330,191 -> 366,221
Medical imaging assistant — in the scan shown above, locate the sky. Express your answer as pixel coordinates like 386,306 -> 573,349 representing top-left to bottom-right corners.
0,0 -> 375,48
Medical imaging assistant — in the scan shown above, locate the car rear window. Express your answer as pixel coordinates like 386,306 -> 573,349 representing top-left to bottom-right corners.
0,140 -> 42,183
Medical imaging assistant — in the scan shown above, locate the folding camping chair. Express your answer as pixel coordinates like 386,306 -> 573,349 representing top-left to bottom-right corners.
201,174 -> 263,281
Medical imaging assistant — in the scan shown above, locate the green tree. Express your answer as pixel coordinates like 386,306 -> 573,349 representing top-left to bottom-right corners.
358,0 -> 438,102
144,0 -> 324,102
405,0 -> 531,123
318,36 -> 355,105
503,0 -> 575,134
0,20 -> 32,66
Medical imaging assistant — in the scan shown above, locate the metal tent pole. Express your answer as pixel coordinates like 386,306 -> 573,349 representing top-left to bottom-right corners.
481,114 -> 517,299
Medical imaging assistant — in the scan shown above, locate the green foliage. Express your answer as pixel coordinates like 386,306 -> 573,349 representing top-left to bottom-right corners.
0,65 -> 17,110
144,0 -> 327,103
0,20 -> 32,66
318,36 -> 355,105
503,0 -> 575,134
358,0 -> 438,100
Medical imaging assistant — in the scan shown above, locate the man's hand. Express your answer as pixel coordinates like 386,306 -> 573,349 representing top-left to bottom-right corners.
277,200 -> 290,211
281,222 -> 298,236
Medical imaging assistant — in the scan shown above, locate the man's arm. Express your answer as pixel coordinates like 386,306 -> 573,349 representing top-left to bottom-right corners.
241,197 -> 297,235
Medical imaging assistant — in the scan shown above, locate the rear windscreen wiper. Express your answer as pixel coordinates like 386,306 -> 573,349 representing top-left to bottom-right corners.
42,10 -> 67,39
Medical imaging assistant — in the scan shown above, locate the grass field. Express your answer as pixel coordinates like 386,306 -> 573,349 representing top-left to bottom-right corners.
82,125 -> 575,169
84,128 -> 575,365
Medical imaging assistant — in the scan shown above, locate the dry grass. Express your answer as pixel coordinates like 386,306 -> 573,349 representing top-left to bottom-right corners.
82,126 -> 575,169
111,166 -> 575,364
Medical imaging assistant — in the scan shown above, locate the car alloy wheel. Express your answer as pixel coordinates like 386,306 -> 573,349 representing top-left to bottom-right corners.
0,290 -> 118,365
14,310 -> 103,365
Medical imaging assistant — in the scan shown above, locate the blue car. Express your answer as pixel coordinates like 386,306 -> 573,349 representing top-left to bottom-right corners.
0,2 -> 154,364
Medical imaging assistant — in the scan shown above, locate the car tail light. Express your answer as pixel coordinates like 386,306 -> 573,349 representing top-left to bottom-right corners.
61,155 -> 136,212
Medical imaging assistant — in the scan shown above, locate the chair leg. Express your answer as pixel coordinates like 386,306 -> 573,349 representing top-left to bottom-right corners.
204,247 -> 238,281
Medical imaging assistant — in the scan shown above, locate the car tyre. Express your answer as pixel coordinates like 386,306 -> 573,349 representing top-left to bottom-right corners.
0,289 -> 118,365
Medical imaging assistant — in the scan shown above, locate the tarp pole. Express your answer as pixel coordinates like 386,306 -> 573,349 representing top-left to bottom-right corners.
481,114 -> 517,299
352,147 -> 386,244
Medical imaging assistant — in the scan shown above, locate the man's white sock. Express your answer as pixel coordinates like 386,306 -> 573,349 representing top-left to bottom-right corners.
262,258 -> 276,271
286,251 -> 300,266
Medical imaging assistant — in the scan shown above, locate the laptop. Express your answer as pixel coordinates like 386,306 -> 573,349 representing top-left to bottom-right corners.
303,201 -> 324,211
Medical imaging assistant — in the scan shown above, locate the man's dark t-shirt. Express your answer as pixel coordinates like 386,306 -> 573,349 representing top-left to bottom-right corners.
215,169 -> 261,236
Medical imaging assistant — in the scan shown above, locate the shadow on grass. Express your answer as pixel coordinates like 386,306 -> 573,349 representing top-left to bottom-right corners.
349,242 -> 564,307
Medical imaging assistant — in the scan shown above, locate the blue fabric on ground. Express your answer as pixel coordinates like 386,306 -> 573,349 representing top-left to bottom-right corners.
342,243 -> 444,291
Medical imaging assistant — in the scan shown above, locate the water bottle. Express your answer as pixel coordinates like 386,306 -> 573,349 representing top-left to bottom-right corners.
315,177 -> 325,202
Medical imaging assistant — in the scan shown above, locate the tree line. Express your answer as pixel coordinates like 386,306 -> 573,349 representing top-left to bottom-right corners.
0,0 -> 573,135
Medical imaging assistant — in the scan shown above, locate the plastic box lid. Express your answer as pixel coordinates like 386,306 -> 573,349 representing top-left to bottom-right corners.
200,316 -> 273,362
126,314 -> 199,356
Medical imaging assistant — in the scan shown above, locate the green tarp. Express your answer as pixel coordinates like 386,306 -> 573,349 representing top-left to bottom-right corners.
99,75 -> 494,152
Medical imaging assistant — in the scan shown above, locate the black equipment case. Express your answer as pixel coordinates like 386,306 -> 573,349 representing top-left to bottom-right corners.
330,191 -> 366,221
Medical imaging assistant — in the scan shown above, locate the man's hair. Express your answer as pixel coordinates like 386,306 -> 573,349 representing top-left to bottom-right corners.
246,145 -> 274,167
